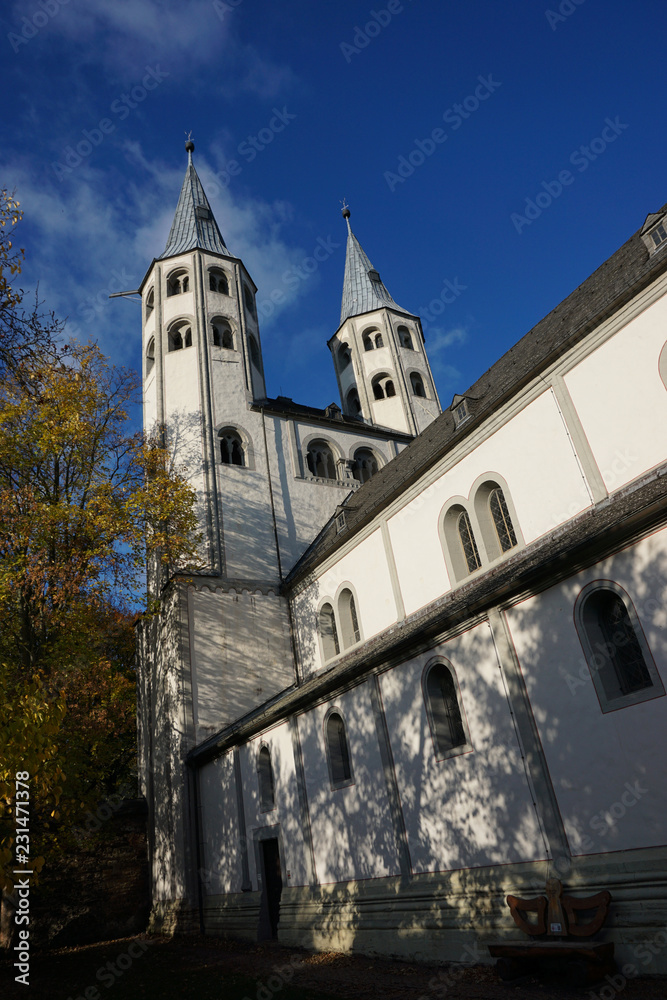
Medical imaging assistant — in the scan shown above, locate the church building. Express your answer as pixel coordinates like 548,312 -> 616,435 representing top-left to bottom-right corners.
136,142 -> 667,971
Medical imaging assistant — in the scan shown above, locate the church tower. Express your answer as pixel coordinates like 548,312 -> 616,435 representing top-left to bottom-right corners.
329,207 -> 441,434
140,140 -> 267,575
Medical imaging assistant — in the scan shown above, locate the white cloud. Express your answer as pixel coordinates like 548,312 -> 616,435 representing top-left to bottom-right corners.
8,0 -> 295,97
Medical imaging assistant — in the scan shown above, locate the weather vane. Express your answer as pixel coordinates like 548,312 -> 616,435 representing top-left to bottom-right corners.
341,197 -> 351,219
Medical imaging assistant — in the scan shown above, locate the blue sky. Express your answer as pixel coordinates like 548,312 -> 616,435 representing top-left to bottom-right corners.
2,0 -> 667,414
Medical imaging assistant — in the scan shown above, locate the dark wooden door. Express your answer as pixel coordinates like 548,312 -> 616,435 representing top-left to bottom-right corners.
261,838 -> 282,939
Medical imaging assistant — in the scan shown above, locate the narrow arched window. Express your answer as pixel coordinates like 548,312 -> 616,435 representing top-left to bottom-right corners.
398,326 -> 414,350
575,585 -> 663,711
219,429 -> 245,466
146,337 -> 155,375
339,344 -> 351,370
410,372 -> 425,397
424,663 -> 469,757
243,283 -> 255,316
362,333 -> 373,351
385,379 -> 395,397
212,325 -> 222,348
338,588 -> 360,649
168,321 -> 192,352
307,440 -> 336,480
353,448 -> 378,483
457,510 -> 481,573
372,381 -> 385,400
326,712 -> 352,787
249,335 -> 261,369
346,388 -> 361,414
257,747 -> 275,812
374,333 -> 384,349
489,487 -> 517,553
319,603 -> 340,661
209,269 -> 229,295
212,320 -> 234,350
145,287 -> 154,319
167,270 -> 189,296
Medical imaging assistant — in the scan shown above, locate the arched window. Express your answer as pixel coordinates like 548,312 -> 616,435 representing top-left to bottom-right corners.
353,448 -> 378,483
306,440 -> 337,480
424,662 -> 470,758
338,344 -> 351,370
410,372 -> 426,397
374,332 -> 384,349
257,746 -> 275,812
338,588 -> 360,649
248,335 -> 261,369
243,283 -> 255,316
575,583 -> 664,711
346,387 -> 361,414
398,326 -> 414,350
319,603 -> 340,661
212,319 -> 234,349
168,322 -> 192,352
489,486 -> 517,553
145,287 -> 154,319
457,510 -> 481,573
362,333 -> 374,351
146,337 -> 155,375
326,711 -> 353,787
209,268 -> 229,295
371,374 -> 395,400
167,270 -> 189,296
219,429 -> 245,466
472,478 -> 521,562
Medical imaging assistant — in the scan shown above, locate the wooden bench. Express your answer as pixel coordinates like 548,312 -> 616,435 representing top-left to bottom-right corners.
488,877 -> 614,986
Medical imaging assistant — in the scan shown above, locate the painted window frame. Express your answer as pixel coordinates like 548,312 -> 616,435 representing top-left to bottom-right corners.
574,580 -> 665,713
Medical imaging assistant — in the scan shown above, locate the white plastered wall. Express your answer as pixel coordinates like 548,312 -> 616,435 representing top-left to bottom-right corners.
239,722 -> 311,890
379,622 -> 544,874
504,529 -> 667,856
387,389 -> 589,616
297,681 -> 401,884
563,293 -> 667,493
199,753 -> 244,894
293,528 -> 397,678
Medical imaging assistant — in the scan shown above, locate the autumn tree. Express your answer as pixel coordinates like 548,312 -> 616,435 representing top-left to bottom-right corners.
0,200 -> 199,899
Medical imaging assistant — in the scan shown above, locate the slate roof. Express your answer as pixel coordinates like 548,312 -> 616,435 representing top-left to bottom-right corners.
287,203 -> 667,585
340,214 -> 413,324
160,148 -> 230,259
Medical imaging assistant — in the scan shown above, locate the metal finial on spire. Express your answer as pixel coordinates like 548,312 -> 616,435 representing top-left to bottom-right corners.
185,131 -> 195,159
341,197 -> 351,220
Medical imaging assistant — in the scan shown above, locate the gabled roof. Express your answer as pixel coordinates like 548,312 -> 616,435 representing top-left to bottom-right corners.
159,143 -> 230,259
339,209 -> 413,324
287,201 -> 667,584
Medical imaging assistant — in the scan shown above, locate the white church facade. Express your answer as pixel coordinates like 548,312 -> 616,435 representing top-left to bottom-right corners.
136,143 -> 667,971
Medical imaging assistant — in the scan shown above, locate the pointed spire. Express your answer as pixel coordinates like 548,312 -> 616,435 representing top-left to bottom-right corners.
339,205 -> 410,324
159,140 -> 230,259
